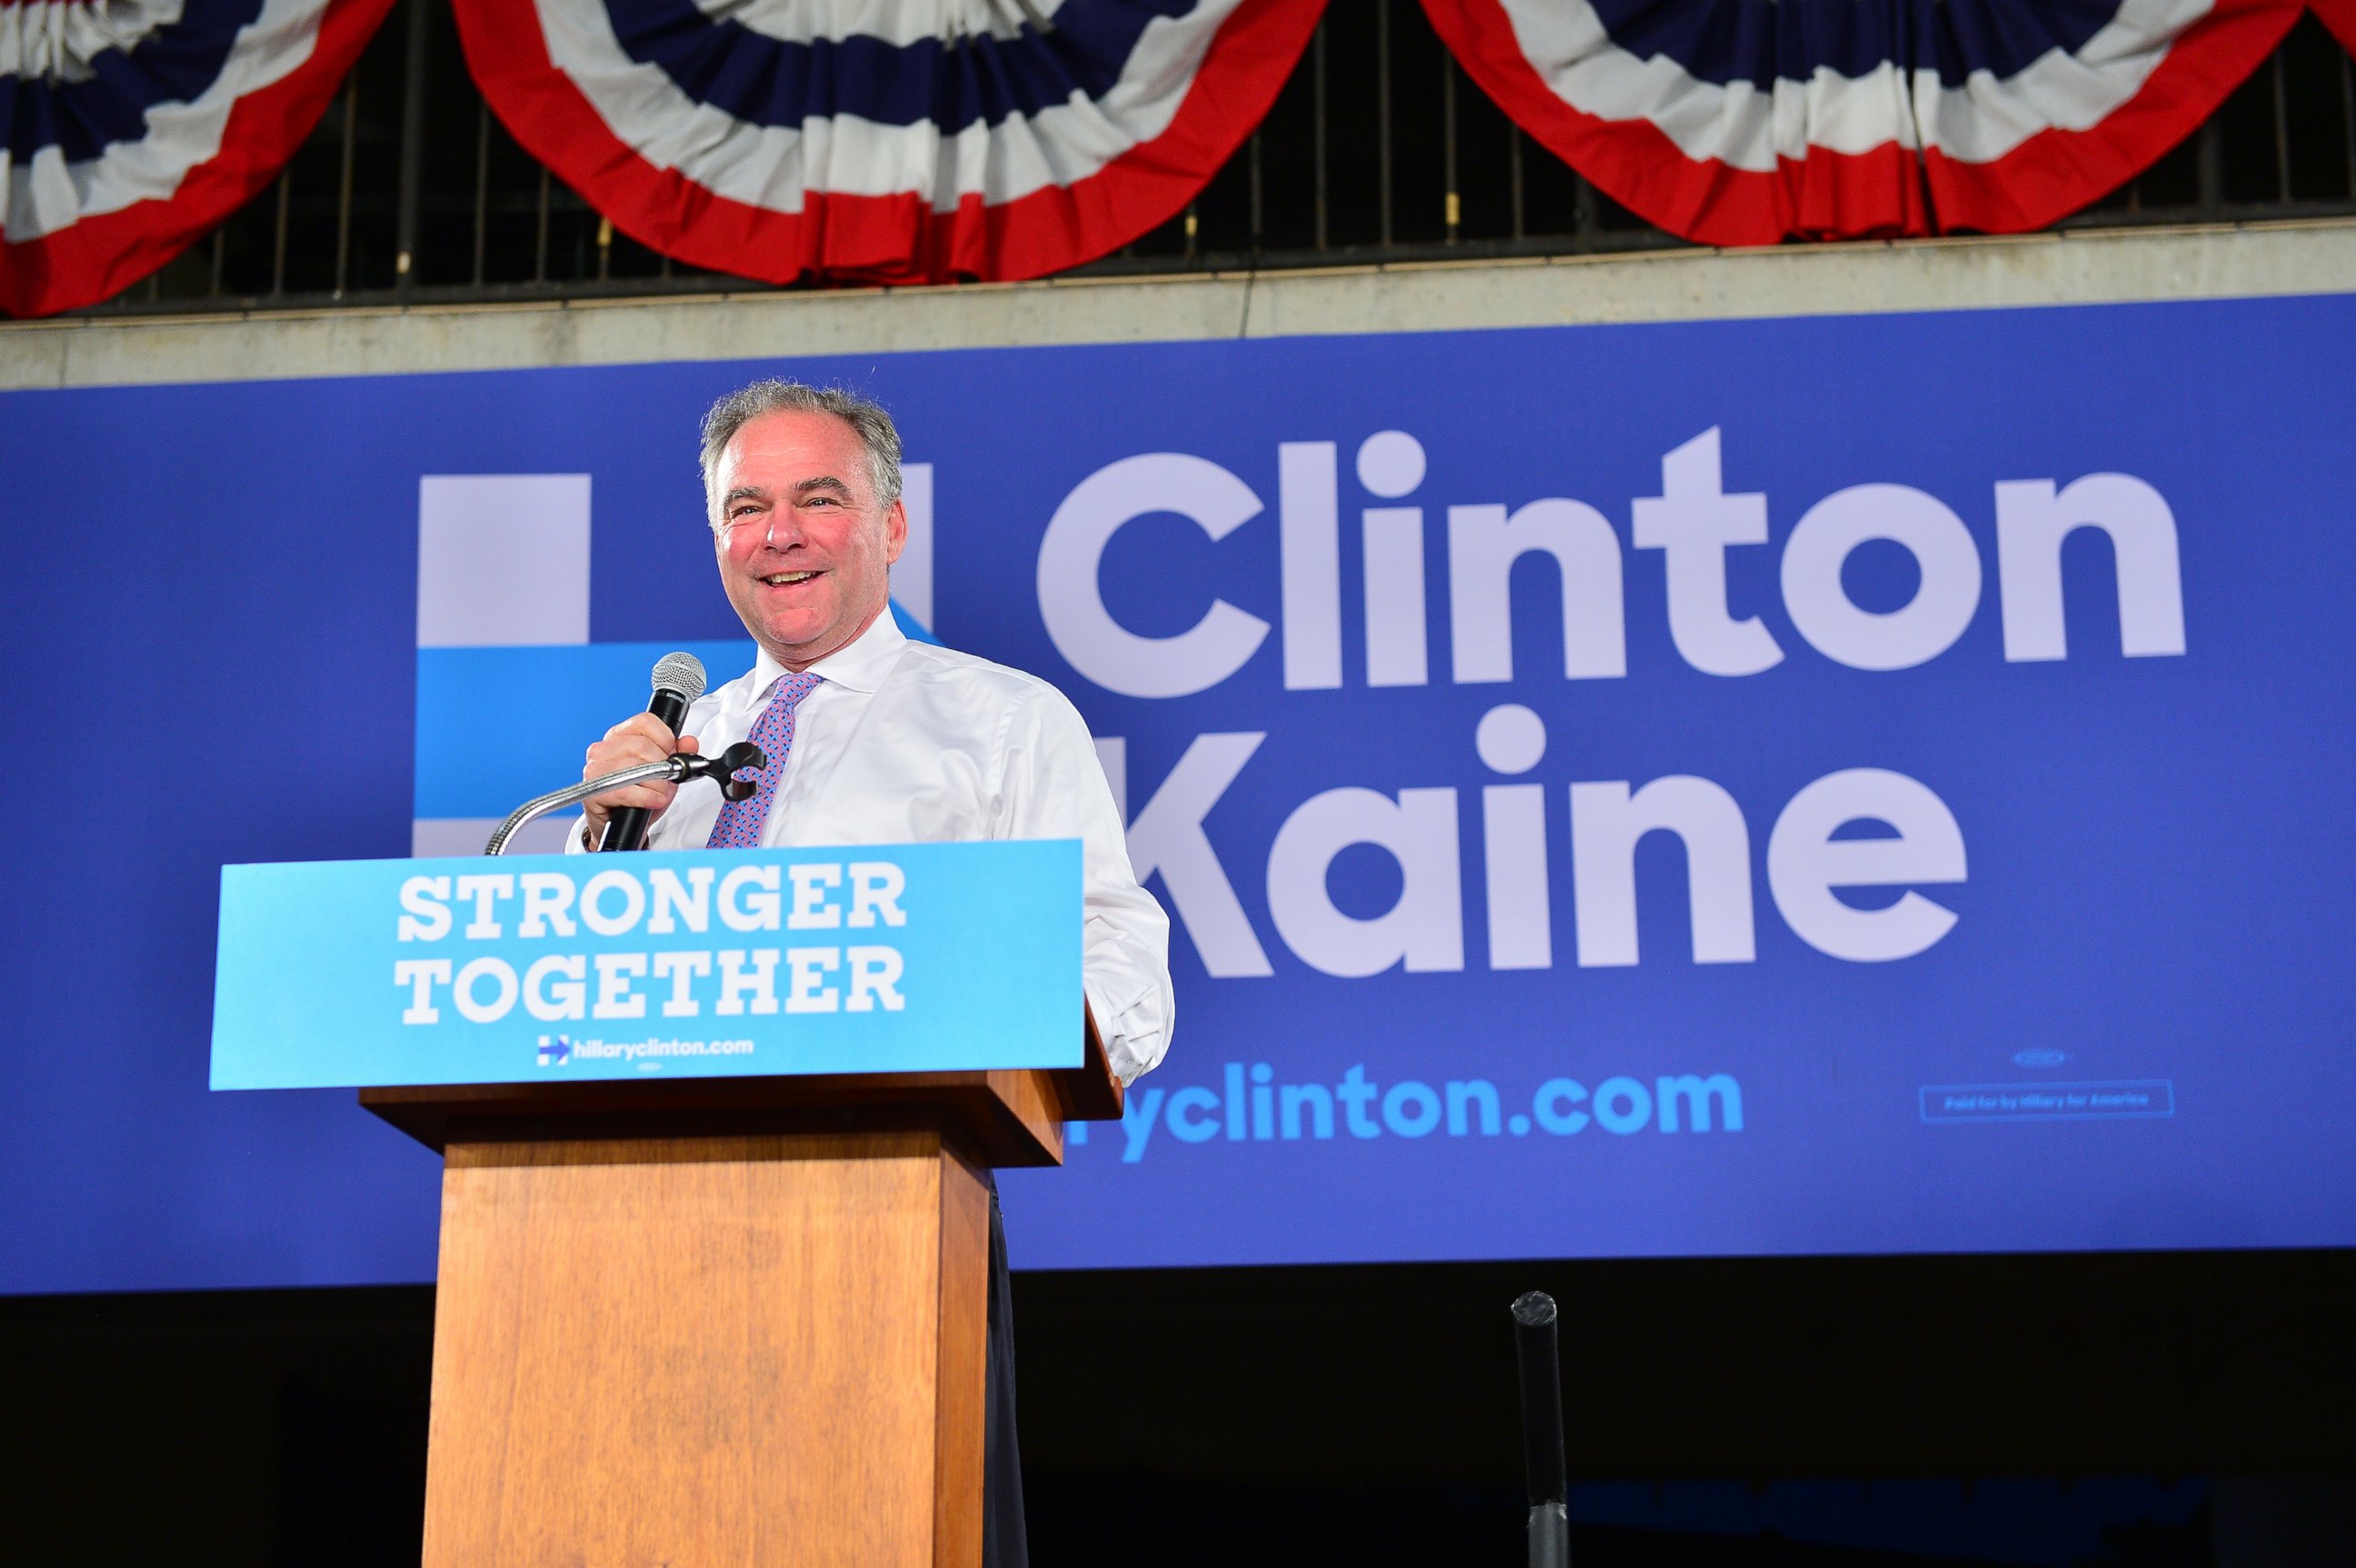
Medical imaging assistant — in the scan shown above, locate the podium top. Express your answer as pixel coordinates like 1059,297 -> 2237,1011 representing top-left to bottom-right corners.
360,1008 -> 1122,1169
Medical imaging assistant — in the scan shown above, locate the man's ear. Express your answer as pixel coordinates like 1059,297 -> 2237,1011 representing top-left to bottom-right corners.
882,497 -> 908,566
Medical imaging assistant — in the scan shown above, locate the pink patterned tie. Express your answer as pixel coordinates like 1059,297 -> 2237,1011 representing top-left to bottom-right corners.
705,672 -> 823,849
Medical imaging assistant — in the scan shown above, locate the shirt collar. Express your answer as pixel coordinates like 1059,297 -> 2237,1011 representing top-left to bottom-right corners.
749,607 -> 908,698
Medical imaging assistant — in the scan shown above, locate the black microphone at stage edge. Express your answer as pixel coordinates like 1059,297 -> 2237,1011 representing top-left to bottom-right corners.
599,652 -> 709,852
1512,1290 -> 1572,1568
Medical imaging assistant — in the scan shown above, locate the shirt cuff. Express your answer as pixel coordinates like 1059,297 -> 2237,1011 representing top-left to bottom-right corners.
1084,978 -> 1166,1087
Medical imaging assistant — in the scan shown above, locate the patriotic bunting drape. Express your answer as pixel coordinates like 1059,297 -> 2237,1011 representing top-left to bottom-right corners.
1419,0 -> 2324,245
5,0 -> 2352,317
0,0 -> 397,316
451,0 -> 1327,287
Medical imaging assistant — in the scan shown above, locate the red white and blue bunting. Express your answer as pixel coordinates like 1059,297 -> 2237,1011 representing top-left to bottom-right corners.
453,0 -> 1326,286
1422,0 -> 2313,244
0,0 -> 396,315
5,0 -> 2351,316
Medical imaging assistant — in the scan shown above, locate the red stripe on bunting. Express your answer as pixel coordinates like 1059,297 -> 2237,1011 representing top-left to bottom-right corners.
0,0 -> 398,317
1927,0 -> 2301,235
2309,0 -> 2356,55
454,0 -> 1323,287
1418,0 -> 1930,246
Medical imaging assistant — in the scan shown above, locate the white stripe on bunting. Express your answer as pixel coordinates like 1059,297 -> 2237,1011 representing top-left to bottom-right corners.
0,0 -> 195,81
1914,0 -> 2212,162
684,0 -> 1077,48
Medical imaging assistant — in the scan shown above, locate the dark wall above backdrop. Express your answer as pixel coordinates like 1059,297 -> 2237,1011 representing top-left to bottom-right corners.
5,1 -> 2356,316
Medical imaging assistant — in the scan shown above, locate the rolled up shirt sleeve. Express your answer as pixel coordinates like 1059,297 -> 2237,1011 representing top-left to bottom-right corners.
996,686 -> 1174,1084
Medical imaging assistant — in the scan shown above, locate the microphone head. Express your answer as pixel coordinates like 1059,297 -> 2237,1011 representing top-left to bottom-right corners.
650,651 -> 707,704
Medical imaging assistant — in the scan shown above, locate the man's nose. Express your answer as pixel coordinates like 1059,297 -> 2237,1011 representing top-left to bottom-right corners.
762,514 -> 804,550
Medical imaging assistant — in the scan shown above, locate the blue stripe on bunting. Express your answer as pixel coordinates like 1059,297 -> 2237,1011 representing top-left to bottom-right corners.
604,0 -> 1197,134
1,0 -> 266,165
1586,0 -> 2124,93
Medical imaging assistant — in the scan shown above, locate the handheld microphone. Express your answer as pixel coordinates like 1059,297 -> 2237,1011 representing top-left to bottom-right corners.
599,651 -> 708,852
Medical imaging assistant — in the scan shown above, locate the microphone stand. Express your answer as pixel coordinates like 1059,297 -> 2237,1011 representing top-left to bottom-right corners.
1512,1290 -> 1572,1568
484,741 -> 766,856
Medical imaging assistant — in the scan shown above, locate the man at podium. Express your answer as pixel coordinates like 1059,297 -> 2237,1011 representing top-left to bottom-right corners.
567,379 -> 1173,1568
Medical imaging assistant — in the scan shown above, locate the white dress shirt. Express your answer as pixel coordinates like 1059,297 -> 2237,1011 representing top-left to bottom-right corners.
572,612 -> 1172,1084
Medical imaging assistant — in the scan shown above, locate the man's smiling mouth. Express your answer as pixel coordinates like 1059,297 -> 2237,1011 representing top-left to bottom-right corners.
760,570 -> 822,585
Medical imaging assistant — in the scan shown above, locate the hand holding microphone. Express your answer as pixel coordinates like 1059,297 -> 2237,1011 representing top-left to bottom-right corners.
585,653 -> 707,851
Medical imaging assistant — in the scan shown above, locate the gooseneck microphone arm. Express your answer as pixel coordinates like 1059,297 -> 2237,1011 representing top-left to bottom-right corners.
483,742 -> 766,856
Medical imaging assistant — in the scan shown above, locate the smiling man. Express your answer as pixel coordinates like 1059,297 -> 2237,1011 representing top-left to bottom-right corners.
572,379 -> 1173,1568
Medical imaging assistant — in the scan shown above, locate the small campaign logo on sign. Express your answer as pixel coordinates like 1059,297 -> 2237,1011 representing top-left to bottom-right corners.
537,1035 -> 572,1067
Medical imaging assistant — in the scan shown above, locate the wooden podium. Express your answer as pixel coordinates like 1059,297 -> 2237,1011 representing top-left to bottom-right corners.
362,1015 -> 1122,1568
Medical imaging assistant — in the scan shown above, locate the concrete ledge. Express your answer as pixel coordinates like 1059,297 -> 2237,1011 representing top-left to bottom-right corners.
2,219 -> 2350,391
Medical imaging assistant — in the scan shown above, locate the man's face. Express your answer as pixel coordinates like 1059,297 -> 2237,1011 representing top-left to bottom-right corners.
713,409 -> 906,670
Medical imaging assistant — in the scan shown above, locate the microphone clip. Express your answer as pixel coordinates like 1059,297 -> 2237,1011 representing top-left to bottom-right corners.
683,740 -> 768,803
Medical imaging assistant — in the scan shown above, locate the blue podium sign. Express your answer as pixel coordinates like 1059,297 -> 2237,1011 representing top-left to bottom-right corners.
211,841 -> 1083,1090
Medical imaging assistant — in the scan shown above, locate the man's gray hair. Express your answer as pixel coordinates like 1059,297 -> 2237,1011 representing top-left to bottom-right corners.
699,379 -> 903,524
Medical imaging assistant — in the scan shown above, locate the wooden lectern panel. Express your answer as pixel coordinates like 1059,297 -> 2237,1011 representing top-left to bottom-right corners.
386,1018 -> 1120,1567
422,1129 -> 989,1568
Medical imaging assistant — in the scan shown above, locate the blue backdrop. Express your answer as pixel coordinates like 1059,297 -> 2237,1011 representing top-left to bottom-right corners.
5,293 -> 2352,1293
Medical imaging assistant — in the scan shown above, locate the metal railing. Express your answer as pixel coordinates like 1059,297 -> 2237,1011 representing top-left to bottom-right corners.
77,5 -> 2356,317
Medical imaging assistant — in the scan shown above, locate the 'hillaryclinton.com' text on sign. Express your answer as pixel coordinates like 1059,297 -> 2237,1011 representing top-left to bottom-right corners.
210,841 -> 1082,1089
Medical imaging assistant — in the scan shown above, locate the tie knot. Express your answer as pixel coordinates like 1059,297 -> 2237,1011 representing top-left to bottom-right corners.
774,671 -> 823,708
